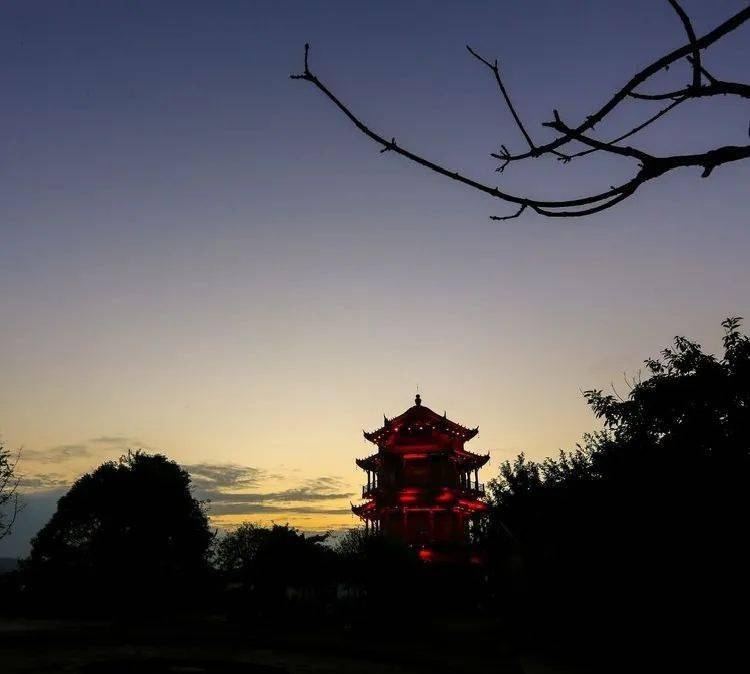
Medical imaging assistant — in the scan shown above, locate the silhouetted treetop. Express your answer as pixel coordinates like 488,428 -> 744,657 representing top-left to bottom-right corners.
584,316 -> 749,455
483,318 -> 749,657
26,451 -> 212,608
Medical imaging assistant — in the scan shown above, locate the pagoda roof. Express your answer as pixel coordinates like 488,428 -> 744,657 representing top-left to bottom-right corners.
453,448 -> 491,467
355,453 -> 381,469
363,394 -> 478,445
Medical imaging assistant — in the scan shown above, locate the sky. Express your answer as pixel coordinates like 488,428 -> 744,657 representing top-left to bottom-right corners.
1,1 -> 749,557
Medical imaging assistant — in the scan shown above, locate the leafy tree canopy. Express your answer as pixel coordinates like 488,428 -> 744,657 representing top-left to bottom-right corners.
485,318 -> 749,653
27,451 -> 212,605
215,523 -> 331,596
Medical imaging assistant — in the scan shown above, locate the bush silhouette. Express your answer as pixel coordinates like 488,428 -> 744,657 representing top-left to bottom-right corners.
215,523 -> 333,613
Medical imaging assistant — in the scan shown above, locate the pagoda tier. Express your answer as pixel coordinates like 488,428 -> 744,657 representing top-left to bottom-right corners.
355,454 -> 381,471
353,394 -> 489,559
363,403 -> 478,446
356,448 -> 489,473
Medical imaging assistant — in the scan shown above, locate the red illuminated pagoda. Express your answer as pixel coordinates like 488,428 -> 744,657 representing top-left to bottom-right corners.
352,394 -> 489,562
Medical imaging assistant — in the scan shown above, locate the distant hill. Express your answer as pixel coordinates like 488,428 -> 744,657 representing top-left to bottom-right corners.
0,557 -> 19,573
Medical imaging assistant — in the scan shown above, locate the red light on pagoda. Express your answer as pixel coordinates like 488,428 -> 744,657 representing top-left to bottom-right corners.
353,394 -> 489,563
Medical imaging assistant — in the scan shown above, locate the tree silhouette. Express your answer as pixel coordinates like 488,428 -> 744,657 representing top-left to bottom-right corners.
26,451 -> 212,612
292,2 -> 750,219
215,523 -> 332,608
0,442 -> 21,541
483,317 -> 749,657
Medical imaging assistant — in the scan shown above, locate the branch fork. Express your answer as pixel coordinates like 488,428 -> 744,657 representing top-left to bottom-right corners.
291,3 -> 750,219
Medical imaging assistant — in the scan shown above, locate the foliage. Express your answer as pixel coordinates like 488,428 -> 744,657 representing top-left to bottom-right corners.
0,442 -> 21,541
215,523 -> 333,606
25,451 -> 213,612
484,318 -> 750,654
335,527 -> 428,615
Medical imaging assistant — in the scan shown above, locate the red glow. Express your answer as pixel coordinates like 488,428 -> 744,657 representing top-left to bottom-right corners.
457,498 -> 487,512
418,548 -> 433,561
436,488 -> 455,503
398,494 -> 418,503
399,506 -> 449,512
403,453 -> 428,460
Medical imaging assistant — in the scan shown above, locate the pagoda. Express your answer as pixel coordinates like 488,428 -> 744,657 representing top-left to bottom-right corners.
352,394 -> 489,562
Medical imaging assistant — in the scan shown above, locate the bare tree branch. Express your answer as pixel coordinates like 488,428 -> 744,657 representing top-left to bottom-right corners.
629,79 -> 750,101
686,54 -> 718,86
291,4 -> 750,219
465,45 -> 536,151
498,5 -> 750,162
546,112 -> 750,179
544,111 -> 654,162
0,445 -> 22,541
567,97 -> 686,160
290,45 -> 668,219
490,204 -> 527,221
667,0 -> 702,90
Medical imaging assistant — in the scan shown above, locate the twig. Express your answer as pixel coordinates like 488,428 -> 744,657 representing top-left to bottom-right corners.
490,204 -> 527,221
466,45 -> 536,151
567,97 -> 686,159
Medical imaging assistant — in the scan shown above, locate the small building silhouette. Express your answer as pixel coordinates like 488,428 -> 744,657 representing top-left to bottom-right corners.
353,394 -> 489,562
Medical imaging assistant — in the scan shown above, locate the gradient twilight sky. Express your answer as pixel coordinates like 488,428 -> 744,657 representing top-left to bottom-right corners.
1,1 -> 749,556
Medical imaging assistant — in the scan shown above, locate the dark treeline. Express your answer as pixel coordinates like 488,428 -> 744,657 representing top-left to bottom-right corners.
482,317 -> 749,659
1,318 -> 748,664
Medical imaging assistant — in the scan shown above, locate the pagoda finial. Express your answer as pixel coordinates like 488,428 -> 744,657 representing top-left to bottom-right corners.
415,393 -> 422,406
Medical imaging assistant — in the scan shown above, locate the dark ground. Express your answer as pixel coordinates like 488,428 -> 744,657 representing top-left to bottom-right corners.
0,615 -> 597,674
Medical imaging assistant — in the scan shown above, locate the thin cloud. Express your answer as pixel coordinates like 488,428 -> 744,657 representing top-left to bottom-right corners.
303,476 -> 349,490
20,434 -> 144,466
89,435 -> 142,446
183,463 -> 266,493
208,503 -> 353,516
21,444 -> 91,464
17,473 -> 69,489
202,488 -> 353,504
184,463 -> 355,520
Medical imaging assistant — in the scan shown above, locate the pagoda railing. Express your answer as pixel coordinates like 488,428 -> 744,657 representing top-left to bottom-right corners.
363,484 -> 486,497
